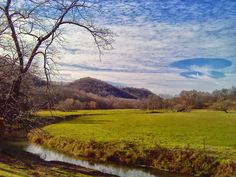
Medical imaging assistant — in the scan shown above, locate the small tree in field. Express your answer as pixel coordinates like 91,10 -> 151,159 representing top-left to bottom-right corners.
0,0 -> 113,121
211,100 -> 235,113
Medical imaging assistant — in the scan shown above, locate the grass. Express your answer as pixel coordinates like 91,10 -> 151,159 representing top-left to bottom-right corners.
30,109 -> 236,176
40,109 -> 236,157
0,163 -> 28,177
0,161 -> 92,177
36,109 -> 140,117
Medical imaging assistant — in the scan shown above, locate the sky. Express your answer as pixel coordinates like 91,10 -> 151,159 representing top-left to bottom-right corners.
55,0 -> 236,95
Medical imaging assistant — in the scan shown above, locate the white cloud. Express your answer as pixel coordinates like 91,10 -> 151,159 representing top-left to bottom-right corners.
50,1 -> 236,94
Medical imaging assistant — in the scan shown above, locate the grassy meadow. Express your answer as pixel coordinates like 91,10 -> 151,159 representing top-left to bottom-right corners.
39,109 -> 236,156
29,109 -> 236,175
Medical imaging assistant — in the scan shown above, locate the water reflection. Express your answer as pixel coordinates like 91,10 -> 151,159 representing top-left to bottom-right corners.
25,144 -> 182,177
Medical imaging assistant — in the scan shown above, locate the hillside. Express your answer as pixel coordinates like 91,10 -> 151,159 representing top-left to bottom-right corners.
121,87 -> 156,99
68,77 -> 137,99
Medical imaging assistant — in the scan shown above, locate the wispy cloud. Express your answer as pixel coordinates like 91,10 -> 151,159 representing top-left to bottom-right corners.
54,0 -> 236,94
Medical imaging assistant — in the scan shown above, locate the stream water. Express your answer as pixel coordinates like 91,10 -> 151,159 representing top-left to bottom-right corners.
1,140 -> 186,177
25,144 -> 185,177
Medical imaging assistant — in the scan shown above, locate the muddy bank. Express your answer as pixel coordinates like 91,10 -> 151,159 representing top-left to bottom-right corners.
0,144 -> 116,177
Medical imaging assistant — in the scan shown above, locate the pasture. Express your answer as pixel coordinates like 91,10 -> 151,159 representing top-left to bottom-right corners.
40,109 -> 236,158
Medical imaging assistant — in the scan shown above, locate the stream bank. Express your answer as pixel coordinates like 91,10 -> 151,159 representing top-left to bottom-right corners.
28,131 -> 236,177
0,114 -> 183,177
0,138 -> 184,177
0,115 -> 117,177
1,114 -> 235,177
0,139 -> 117,177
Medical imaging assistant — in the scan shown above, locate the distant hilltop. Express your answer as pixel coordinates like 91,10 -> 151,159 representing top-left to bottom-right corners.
67,77 -> 156,99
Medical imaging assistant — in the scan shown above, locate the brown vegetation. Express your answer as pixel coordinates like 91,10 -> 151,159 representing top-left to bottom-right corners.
51,85 -> 236,112
28,132 -> 236,177
68,77 -> 137,99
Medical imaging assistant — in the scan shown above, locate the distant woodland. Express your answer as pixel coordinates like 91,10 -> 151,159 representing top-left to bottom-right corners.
2,73 -> 234,113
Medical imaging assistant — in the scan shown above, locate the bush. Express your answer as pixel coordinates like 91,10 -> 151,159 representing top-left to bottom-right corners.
55,98 -> 81,111
211,100 -> 235,113
174,104 -> 191,112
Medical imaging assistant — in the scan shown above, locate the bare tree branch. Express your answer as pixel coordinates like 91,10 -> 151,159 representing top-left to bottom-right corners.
0,0 -> 114,122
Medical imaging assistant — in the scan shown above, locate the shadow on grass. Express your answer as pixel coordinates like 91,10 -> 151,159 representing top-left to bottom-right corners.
75,119 -> 111,125
64,116 -> 111,125
146,111 -> 164,114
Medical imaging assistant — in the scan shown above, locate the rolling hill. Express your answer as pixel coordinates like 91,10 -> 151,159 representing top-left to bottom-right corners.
68,77 -> 137,99
121,87 -> 156,99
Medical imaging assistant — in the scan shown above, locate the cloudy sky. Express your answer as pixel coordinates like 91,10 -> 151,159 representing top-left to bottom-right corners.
56,0 -> 236,95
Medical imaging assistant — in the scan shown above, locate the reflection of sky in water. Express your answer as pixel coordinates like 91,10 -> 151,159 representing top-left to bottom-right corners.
25,144 -> 181,177
170,58 -> 232,79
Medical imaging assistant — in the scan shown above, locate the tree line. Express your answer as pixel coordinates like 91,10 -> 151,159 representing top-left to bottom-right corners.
30,84 -> 236,113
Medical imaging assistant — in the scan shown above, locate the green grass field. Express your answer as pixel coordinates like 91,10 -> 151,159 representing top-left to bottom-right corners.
40,109 -> 236,158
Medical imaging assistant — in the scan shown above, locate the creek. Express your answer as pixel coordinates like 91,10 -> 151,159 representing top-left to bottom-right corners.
1,140 -> 186,177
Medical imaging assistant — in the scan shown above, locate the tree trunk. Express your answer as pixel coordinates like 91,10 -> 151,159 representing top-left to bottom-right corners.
1,75 -> 22,121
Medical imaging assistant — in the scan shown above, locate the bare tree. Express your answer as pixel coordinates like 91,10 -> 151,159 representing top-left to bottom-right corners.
0,0 -> 113,121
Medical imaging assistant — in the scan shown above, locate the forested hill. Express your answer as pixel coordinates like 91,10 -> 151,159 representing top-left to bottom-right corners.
67,77 -> 137,99
121,87 -> 156,99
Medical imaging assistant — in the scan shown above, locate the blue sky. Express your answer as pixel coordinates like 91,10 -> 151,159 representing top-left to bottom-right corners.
56,0 -> 236,94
